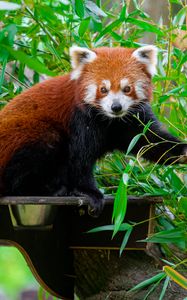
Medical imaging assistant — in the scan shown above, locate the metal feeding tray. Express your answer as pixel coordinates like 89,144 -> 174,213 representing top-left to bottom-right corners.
8,204 -> 56,228
0,195 -> 162,299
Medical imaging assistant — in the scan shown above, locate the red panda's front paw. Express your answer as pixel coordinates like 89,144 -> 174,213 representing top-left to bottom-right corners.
87,193 -> 104,218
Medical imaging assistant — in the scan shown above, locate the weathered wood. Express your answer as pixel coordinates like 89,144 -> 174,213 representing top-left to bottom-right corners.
0,195 -> 163,205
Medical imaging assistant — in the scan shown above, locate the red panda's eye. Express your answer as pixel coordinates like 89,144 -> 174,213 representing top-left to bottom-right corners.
123,86 -> 131,94
100,87 -> 108,94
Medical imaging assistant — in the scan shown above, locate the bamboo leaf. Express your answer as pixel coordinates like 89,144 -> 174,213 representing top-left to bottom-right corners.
0,57 -> 7,92
139,228 -> 187,244
95,19 -> 122,42
128,273 -> 166,292
1,45 -> 56,76
119,5 -> 127,21
112,177 -> 128,237
79,18 -> 90,37
126,133 -> 142,155
87,223 -> 132,233
127,17 -> 164,36
119,226 -> 133,255
179,197 -> 187,217
159,276 -> 170,300
163,266 -> 187,290
173,6 -> 187,26
75,0 -> 84,18
143,120 -> 153,134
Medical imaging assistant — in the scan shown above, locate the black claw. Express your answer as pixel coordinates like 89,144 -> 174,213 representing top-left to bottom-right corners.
68,189 -> 84,197
87,196 -> 104,218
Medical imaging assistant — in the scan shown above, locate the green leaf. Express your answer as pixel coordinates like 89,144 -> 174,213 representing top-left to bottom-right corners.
39,5 -> 59,25
119,5 -> 127,21
87,223 -> 132,233
159,276 -> 170,300
164,168 -> 187,194
0,1 -> 21,10
0,24 -> 17,46
142,281 -> 161,300
1,45 -> 56,76
91,19 -> 102,32
0,56 -> 7,92
140,228 -> 187,244
112,177 -> 128,237
173,6 -> 187,26
95,19 -> 122,42
87,225 -> 115,233
75,0 -> 85,18
169,0 -> 181,4
79,18 -> 90,37
143,120 -> 153,134
112,162 -> 134,237
127,17 -> 164,36
163,266 -> 187,290
160,259 -> 175,267
119,226 -> 133,255
126,133 -> 142,155
128,272 -> 166,292
126,121 -> 153,155
179,197 -> 187,217
0,24 -> 17,62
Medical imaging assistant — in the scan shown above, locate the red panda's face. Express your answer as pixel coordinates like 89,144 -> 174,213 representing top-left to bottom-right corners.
70,46 -> 157,118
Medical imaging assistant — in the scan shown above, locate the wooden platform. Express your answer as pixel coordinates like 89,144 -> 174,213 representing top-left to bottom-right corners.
0,195 -> 162,299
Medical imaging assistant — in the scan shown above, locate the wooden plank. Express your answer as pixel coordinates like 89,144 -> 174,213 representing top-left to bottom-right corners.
0,195 -> 163,205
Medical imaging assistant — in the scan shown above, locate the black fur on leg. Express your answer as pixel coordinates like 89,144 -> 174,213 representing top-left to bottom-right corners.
2,139 -> 69,196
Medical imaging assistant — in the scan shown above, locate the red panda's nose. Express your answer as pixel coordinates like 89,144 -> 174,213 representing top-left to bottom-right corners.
111,103 -> 122,113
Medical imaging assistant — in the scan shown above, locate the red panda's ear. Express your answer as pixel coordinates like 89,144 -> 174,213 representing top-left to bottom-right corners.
132,45 -> 158,77
70,46 -> 97,80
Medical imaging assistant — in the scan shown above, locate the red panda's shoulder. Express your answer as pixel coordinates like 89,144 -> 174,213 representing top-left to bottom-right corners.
0,74 -> 79,170
1,74 -> 73,112
0,74 -> 78,125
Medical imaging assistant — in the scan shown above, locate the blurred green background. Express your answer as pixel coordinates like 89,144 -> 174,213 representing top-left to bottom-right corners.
0,247 -> 38,299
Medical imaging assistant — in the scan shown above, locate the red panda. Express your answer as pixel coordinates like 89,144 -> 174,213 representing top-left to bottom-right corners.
0,45 -> 186,216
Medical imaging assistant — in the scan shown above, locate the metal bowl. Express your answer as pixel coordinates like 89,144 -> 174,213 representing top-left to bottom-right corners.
8,204 -> 56,228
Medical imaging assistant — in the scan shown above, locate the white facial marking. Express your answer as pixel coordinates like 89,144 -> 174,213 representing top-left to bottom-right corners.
84,83 -> 97,103
100,91 -> 134,118
135,80 -> 146,100
102,80 -> 111,90
120,78 -> 129,90
132,45 -> 158,77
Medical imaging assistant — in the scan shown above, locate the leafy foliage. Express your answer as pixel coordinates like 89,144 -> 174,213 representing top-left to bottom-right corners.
0,0 -> 187,298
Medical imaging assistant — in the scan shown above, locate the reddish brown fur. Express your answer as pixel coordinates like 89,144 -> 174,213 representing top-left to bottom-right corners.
0,75 -> 75,169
